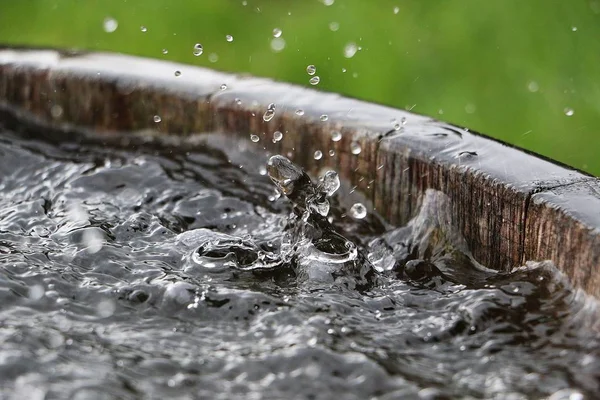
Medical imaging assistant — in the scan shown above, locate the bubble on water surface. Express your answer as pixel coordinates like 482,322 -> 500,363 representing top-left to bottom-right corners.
344,42 -> 358,58
193,43 -> 204,56
250,134 -> 260,143
350,141 -> 362,155
331,130 -> 342,141
226,35 -> 234,42
273,130 -> 283,143
270,38 -> 286,52
349,203 -> 367,219
314,151 -> 323,160
307,65 -> 316,75
263,103 -> 276,122
309,76 -> 320,85
153,115 -> 161,123
564,107 -> 574,116
102,17 -> 118,33
273,28 -> 282,38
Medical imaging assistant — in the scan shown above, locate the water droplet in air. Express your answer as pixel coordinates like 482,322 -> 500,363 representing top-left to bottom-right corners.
250,134 -> 260,143
234,98 -> 242,105
572,26 -> 578,32
153,115 -> 162,123
314,150 -> 323,160
273,28 -> 282,38
393,6 -> 400,14
162,48 -> 169,55
391,119 -> 401,130
140,26 -> 147,33
307,65 -> 316,75
309,76 -> 320,85
323,0 -> 334,5
208,53 -> 219,62
226,34 -> 234,42
193,43 -> 204,56
320,114 -> 328,122
329,22 -> 340,31
220,83 -> 227,90
263,103 -> 276,122
351,141 -> 362,155
331,130 -> 342,141
329,150 -> 335,156
344,42 -> 358,58
103,17 -> 118,33
273,130 -> 283,143
564,108 -> 574,116
321,171 -> 340,196
174,70 -> 181,77
527,81 -> 539,92
349,203 -> 367,219
401,116 -> 407,125
259,166 -> 267,176
50,104 -> 63,119
97,299 -> 116,318
271,38 -> 286,52
295,109 -> 305,116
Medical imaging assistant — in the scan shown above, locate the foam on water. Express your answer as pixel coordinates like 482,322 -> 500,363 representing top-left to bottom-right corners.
0,131 -> 599,399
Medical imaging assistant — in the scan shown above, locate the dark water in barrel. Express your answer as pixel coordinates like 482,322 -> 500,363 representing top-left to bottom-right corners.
1,130 -> 599,400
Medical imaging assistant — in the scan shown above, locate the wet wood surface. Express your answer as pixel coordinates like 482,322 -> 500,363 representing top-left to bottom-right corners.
0,48 -> 599,297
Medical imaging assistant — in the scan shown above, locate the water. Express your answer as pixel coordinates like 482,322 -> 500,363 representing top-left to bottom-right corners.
1,130 -> 599,399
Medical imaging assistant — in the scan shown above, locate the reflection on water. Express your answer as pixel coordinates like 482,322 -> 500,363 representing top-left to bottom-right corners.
0,131 -> 598,399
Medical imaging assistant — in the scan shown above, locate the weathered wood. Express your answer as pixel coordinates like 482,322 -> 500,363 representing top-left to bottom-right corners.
0,48 -> 599,296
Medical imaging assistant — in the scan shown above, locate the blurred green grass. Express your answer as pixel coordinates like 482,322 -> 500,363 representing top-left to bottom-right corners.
1,0 -> 599,175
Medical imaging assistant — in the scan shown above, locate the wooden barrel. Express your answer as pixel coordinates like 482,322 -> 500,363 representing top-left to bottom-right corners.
1,47 -> 599,297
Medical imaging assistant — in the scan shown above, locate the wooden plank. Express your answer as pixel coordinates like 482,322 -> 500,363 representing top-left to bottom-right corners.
0,48 -> 599,296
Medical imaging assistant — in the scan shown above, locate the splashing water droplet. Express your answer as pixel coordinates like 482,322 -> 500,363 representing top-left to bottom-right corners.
344,42 -> 358,58
103,17 -> 118,33
295,109 -> 305,116
349,203 -> 367,219
250,134 -> 260,143
307,65 -> 316,75
273,130 -> 283,143
393,6 -> 400,14
273,28 -> 282,38
314,150 -> 323,160
321,171 -> 340,196
174,70 -> 181,77
564,108 -> 574,116
329,22 -> 340,31
140,26 -> 147,33
162,48 -> 169,55
153,115 -> 162,123
193,43 -> 204,56
351,141 -> 362,155
226,34 -> 234,42
263,103 -> 276,122
331,130 -> 342,142
220,83 -> 227,90
309,76 -> 320,85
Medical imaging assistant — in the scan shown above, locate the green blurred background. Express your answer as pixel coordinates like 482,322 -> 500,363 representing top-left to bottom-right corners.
1,0 -> 599,175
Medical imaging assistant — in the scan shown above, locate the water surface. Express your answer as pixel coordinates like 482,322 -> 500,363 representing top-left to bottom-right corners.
0,130 -> 598,399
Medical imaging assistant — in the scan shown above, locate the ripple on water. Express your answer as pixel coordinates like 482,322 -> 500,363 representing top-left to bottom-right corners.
0,131 -> 598,399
